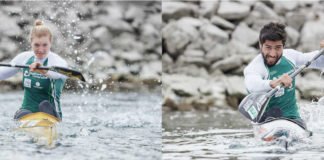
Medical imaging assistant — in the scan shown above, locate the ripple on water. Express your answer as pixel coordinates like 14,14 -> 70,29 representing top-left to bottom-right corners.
0,91 -> 161,160
163,101 -> 324,160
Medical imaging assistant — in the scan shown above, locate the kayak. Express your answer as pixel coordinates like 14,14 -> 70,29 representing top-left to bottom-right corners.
17,112 -> 59,146
252,118 -> 312,149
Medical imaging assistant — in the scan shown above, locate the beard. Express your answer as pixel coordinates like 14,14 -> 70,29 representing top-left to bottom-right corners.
261,52 -> 282,67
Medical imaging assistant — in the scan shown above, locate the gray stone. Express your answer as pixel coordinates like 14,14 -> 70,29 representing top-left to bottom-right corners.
162,20 -> 199,56
285,11 -> 307,31
0,14 -> 21,37
211,55 -> 243,73
199,0 -> 220,18
299,21 -> 324,51
200,24 -> 229,51
217,1 -> 250,20
162,2 -> 199,22
271,0 -> 299,14
232,22 -> 259,46
210,16 -> 235,30
285,26 -> 300,48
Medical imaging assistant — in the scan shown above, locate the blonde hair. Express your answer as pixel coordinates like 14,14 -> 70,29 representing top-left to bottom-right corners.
29,19 -> 52,42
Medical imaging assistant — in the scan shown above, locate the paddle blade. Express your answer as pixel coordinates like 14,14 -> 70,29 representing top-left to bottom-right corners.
50,66 -> 86,82
238,93 -> 269,122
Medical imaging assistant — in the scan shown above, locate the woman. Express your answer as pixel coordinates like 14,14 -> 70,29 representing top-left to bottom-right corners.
0,19 -> 67,120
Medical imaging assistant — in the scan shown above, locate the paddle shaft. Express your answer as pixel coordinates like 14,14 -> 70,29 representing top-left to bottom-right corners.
0,63 -> 51,70
0,63 -> 86,82
257,49 -> 324,122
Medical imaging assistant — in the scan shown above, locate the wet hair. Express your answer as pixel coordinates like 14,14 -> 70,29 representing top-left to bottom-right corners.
259,22 -> 287,46
29,19 -> 52,42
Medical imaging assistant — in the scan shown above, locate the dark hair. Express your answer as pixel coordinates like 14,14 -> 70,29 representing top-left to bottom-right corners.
259,22 -> 287,46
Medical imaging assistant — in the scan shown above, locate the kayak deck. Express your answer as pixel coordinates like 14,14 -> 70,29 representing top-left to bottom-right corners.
17,112 -> 59,146
252,118 -> 312,149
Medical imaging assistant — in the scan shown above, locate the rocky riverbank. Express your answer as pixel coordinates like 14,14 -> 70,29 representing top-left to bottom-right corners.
162,0 -> 324,111
0,1 -> 161,92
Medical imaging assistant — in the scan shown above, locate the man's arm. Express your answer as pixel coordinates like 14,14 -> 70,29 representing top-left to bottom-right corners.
244,55 -> 272,93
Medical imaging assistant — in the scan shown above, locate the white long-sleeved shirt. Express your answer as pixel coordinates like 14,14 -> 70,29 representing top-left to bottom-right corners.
0,51 -> 68,80
244,49 -> 324,93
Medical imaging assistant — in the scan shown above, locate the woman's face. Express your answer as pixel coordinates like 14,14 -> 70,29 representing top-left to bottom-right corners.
31,35 -> 51,59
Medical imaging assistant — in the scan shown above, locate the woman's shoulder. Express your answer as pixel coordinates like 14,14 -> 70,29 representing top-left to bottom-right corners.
48,51 -> 67,66
11,51 -> 34,64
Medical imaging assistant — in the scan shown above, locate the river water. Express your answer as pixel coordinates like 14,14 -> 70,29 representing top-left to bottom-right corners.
163,101 -> 324,160
0,90 -> 161,160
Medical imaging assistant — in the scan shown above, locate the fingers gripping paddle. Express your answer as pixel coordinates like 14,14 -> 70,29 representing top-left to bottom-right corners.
0,63 -> 86,82
239,49 -> 324,123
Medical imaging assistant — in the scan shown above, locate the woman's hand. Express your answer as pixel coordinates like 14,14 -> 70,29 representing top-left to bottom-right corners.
29,62 -> 47,75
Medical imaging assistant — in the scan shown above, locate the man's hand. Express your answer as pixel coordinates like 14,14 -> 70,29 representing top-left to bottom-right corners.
270,73 -> 292,88
29,62 -> 47,75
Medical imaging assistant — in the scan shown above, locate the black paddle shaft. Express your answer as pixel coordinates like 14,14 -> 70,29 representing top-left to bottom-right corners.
0,63 -> 86,82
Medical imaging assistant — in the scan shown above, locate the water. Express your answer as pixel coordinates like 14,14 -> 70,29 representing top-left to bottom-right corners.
0,90 -> 161,160
163,102 -> 324,160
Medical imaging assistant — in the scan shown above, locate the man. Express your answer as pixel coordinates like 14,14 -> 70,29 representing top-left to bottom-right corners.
244,22 -> 324,128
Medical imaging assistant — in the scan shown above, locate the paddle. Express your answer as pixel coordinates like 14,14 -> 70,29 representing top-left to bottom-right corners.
239,49 -> 324,123
0,63 -> 86,82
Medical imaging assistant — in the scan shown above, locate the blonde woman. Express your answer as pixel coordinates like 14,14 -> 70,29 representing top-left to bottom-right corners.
0,20 -> 67,120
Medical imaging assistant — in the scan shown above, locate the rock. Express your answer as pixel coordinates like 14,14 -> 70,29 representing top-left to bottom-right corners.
140,60 -> 161,80
217,1 -> 250,20
285,11 -> 307,31
223,76 -> 247,108
99,16 -> 133,34
0,14 -> 21,37
232,22 -> 259,46
296,75 -> 324,99
210,16 -> 235,30
117,51 -> 143,63
245,2 -> 283,31
270,0 -> 299,14
227,40 -> 259,56
200,23 -> 229,51
162,1 -> 199,22
211,55 -> 243,73
205,44 -> 229,64
162,20 -> 199,57
92,26 -> 112,44
163,74 -> 207,97
0,38 -> 18,56
177,49 -> 208,67
91,51 -> 115,68
299,21 -> 324,51
140,23 -> 160,51
199,0 -> 220,18
285,26 -> 300,48
111,33 -> 144,53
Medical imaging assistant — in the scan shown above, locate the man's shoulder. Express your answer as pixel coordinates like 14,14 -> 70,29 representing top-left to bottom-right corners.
283,49 -> 301,55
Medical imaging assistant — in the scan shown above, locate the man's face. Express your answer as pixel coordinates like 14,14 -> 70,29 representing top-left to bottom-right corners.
260,40 -> 283,67
31,36 -> 51,59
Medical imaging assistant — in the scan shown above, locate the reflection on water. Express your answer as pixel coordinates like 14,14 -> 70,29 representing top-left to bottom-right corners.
0,91 -> 161,160
163,101 -> 324,160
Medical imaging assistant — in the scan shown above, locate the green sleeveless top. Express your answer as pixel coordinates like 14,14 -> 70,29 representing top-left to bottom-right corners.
21,56 -> 65,118
265,56 -> 300,119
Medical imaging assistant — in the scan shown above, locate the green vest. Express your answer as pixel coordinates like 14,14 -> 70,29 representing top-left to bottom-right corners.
21,56 -> 65,118
266,56 -> 300,119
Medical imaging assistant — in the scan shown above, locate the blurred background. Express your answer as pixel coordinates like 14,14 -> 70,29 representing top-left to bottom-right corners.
0,0 -> 161,92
